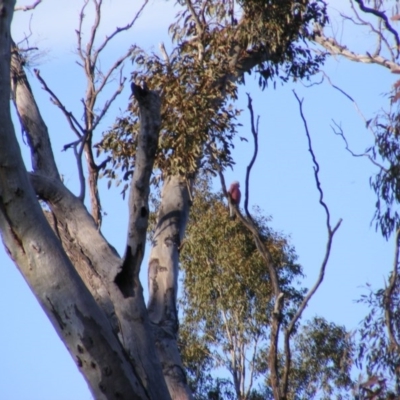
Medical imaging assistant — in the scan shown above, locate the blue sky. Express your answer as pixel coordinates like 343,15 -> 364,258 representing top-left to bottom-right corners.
0,1 -> 397,398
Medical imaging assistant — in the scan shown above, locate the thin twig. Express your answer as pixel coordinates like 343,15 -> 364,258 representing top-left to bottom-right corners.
93,73 -> 127,130
76,0 -> 90,63
331,120 -> 387,172
34,69 -> 85,137
92,0 -> 148,67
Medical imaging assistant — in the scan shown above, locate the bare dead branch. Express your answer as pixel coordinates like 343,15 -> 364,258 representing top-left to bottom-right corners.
93,71 -> 127,130
117,82 -> 161,291
293,91 -> 336,229
159,42 -> 171,67
331,120 -> 387,172
73,0 -> 148,227
244,93 -> 259,221
34,69 -> 84,137
33,68 -> 88,200
91,51 -> 132,130
321,71 -> 378,137
281,92 -> 343,398
76,0 -> 90,63
320,72 -> 388,172
86,0 -> 102,64
92,0 -> 148,67
344,1 -> 395,60
14,0 -> 42,12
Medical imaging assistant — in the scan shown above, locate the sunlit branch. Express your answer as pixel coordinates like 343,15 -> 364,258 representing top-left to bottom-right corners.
184,0 -> 205,60
314,28 -> 400,73
14,0 -> 42,12
86,0 -> 102,65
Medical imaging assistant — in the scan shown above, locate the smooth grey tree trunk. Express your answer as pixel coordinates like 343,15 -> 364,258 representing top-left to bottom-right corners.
148,175 -> 193,400
1,3 -> 172,398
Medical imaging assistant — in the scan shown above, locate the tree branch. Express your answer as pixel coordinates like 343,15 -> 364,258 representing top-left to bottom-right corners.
331,120 -> 387,172
353,0 -> 400,57
117,82 -> 161,295
281,92 -> 342,397
244,93 -> 259,221
34,68 -> 85,137
1,6 -> 149,396
14,0 -> 42,12
314,28 -> 400,73
10,41 -> 60,179
92,0 -> 148,67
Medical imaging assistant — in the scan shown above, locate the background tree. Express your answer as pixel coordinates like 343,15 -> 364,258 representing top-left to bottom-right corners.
1,0 -> 333,399
314,1 -> 400,398
175,177 -> 353,400
178,177 -> 304,399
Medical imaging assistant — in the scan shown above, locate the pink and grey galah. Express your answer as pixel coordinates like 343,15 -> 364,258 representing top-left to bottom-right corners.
228,181 -> 241,218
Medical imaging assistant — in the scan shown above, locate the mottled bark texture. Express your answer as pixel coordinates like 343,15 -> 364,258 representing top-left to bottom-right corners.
0,2 -> 149,399
148,175 -> 194,400
2,5 -> 172,397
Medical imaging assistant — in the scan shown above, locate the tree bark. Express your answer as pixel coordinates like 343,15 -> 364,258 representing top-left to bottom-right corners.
148,175 -> 193,399
10,40 -> 59,179
0,4 -> 151,399
3,7 -> 173,398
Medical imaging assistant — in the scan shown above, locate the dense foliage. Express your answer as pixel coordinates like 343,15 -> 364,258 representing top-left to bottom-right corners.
176,178 -> 353,399
98,0 -> 327,193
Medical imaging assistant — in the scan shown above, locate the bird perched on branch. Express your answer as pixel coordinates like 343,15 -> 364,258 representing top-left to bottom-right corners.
228,181 -> 241,219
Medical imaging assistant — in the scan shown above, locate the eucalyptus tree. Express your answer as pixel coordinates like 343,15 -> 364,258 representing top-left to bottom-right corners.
0,0 -> 329,399
175,178 -> 353,400
314,1 -> 400,397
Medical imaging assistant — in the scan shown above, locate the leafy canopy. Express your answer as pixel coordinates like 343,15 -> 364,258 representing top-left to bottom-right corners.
98,0 -> 327,191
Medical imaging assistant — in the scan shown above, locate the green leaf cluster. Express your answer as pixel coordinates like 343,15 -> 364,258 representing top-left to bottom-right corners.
286,317 -> 354,399
98,0 -> 327,188
177,177 -> 354,399
177,177 -> 304,397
